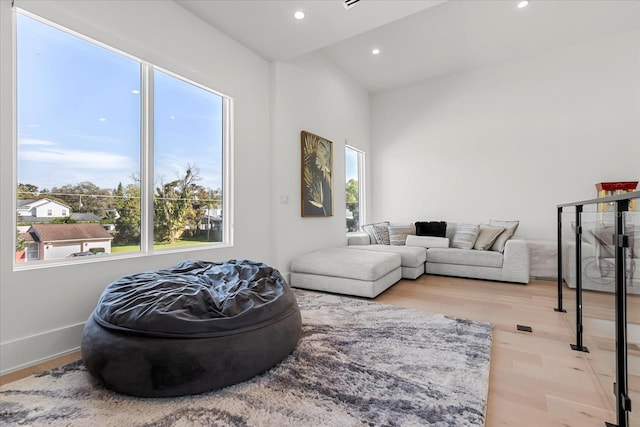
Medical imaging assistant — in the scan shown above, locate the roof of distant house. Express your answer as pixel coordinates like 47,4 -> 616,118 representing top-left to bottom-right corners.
17,198 -> 71,210
17,199 -> 36,208
19,231 -> 35,242
18,212 -> 101,224
28,223 -> 113,242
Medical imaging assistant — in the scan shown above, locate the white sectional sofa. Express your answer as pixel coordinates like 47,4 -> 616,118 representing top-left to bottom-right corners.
290,220 -> 530,298
348,222 -> 530,285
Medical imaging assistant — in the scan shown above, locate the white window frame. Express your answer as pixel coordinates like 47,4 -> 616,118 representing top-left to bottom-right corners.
12,9 -> 234,269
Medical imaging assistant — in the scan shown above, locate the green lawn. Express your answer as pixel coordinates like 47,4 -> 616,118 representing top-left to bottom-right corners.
111,239 -> 220,253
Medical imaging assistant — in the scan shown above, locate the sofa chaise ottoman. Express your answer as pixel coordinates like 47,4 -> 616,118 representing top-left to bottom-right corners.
344,244 -> 426,279
290,247 -> 401,298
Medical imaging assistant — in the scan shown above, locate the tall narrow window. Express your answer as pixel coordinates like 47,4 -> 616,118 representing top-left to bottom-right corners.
345,146 -> 364,232
15,10 -> 230,265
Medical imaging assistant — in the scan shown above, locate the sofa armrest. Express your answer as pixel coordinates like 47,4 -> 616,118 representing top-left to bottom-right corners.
502,239 -> 530,283
347,232 -> 371,246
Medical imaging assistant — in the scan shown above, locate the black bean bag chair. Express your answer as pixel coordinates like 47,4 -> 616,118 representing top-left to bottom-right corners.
81,259 -> 301,397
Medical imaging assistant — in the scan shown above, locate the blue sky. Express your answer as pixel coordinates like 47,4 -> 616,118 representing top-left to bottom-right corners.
345,146 -> 359,182
17,12 -> 223,192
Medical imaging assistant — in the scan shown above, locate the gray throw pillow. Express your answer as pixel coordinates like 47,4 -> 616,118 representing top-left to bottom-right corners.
388,224 -> 416,246
473,224 -> 505,250
361,221 -> 389,244
373,223 -> 391,245
489,220 -> 519,252
451,223 -> 480,250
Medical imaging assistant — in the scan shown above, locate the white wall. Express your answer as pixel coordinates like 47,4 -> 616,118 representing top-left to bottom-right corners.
270,52 -> 370,276
370,29 -> 640,241
0,0 -> 270,373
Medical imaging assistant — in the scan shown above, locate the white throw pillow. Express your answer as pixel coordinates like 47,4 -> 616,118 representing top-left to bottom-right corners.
406,235 -> 450,249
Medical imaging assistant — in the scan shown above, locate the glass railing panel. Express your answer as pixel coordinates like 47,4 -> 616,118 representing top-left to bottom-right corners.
624,210 -> 639,427
561,205 -> 639,423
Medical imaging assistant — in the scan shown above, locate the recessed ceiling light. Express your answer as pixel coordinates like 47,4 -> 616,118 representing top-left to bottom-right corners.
372,48 -> 381,55
294,11 -> 305,20
517,1 -> 529,8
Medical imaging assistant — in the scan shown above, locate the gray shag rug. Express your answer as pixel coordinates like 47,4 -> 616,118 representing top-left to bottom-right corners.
0,290 -> 492,426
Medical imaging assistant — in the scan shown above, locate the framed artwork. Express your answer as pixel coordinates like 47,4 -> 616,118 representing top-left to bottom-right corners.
301,130 -> 333,217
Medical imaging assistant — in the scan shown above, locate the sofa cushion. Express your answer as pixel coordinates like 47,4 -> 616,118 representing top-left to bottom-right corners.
415,221 -> 447,237
388,224 -> 415,245
291,248 -> 400,281
406,235 -> 449,249
490,220 -> 519,253
346,244 -> 426,268
451,223 -> 480,250
427,247 -> 504,268
473,225 -> 505,250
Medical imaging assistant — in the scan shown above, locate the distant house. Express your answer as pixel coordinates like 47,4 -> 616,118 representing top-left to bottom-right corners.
17,199 -> 107,233
17,198 -> 71,218
18,223 -> 114,262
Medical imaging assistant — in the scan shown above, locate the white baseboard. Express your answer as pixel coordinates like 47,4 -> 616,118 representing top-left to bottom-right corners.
0,322 -> 85,375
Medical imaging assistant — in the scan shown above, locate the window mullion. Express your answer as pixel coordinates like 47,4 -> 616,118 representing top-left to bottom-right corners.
223,97 -> 233,245
358,150 -> 366,227
140,64 -> 154,253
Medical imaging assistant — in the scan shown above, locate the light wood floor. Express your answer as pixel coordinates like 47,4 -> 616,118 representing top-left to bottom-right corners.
1,276 -> 634,426
376,276 -> 621,427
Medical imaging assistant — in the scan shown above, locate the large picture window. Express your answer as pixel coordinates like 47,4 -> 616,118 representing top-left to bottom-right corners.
345,146 -> 365,232
15,11 -> 230,265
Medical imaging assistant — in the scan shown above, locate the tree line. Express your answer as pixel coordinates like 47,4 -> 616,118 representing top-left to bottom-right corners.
17,165 -> 222,245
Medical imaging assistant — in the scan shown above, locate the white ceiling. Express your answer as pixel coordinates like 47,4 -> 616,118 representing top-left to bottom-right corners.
175,0 -> 640,93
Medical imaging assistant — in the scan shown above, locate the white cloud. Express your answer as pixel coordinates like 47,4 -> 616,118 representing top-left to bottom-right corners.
19,148 -> 135,170
18,138 -> 56,146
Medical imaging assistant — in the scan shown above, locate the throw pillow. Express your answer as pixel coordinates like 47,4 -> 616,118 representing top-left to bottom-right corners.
388,224 -> 416,246
415,221 -> 447,237
361,221 -> 389,245
373,223 -> 391,245
473,224 -> 505,250
451,223 -> 480,250
489,220 -> 519,253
